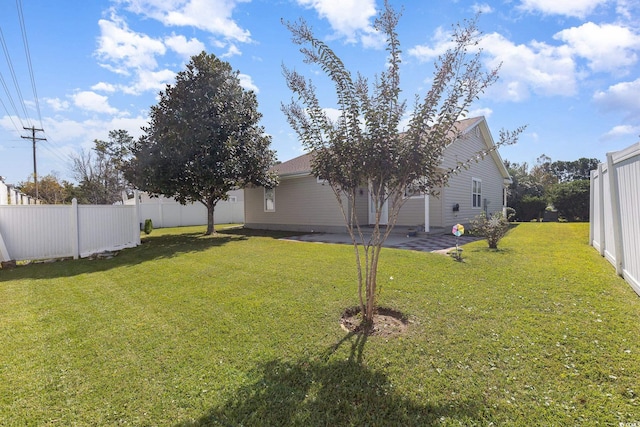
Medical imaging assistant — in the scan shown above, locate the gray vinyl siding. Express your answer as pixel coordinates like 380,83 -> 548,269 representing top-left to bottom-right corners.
429,193 -> 443,228
354,185 -> 369,225
244,175 -> 347,233
396,197 -> 424,227
439,127 -> 505,229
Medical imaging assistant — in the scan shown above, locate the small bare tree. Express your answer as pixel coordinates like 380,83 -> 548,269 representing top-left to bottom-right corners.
282,2 -> 523,327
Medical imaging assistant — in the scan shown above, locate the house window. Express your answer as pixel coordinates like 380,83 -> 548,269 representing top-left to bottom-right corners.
472,178 -> 482,208
264,188 -> 275,212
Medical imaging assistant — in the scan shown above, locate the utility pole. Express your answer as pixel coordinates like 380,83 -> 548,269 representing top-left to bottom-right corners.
21,126 -> 46,201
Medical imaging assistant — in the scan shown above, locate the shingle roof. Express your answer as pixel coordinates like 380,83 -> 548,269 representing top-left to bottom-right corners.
454,116 -> 484,135
273,116 -> 487,177
272,152 -> 314,176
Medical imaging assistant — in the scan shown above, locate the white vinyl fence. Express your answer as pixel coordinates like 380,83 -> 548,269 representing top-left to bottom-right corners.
590,142 -> 640,296
0,181 -> 7,205
0,199 -> 140,262
0,181 -> 35,206
129,192 -> 244,228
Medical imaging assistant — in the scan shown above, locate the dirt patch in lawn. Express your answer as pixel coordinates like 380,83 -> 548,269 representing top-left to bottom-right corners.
340,306 -> 408,337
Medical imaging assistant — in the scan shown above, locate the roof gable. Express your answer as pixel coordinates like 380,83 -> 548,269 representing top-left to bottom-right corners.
272,152 -> 314,177
272,116 -> 510,182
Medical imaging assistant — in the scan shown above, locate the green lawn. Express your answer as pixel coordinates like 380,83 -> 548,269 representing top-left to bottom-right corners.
1,223 -> 638,426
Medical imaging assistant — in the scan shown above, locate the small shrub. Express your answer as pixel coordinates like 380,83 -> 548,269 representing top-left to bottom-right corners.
470,211 -> 511,249
144,219 -> 153,235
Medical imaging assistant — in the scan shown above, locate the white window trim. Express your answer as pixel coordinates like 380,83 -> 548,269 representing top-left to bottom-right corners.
264,187 -> 275,212
472,178 -> 482,209
404,179 -> 425,199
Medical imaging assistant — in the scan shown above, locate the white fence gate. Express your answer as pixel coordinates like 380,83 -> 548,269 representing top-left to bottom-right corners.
590,142 -> 640,296
0,199 -> 140,262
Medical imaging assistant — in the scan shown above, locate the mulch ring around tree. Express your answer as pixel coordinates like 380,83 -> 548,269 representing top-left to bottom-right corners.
340,306 -> 409,337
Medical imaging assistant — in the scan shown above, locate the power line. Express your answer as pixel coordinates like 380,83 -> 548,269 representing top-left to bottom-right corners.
0,26 -> 31,128
16,0 -> 43,128
0,95 -> 22,134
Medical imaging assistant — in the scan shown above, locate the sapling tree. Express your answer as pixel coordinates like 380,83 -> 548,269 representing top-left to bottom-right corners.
282,2 -> 523,327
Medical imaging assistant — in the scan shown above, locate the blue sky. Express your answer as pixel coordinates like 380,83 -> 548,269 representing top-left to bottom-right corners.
1,0 -> 639,185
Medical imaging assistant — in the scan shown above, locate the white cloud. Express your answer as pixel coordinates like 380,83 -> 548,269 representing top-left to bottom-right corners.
95,14 -> 166,74
601,124 -> 640,140
221,44 -> 242,58
472,3 -> 494,14
122,0 -> 252,43
593,78 -> 640,114
480,33 -> 577,100
238,74 -> 259,93
518,0 -> 607,18
320,107 -> 342,123
411,29 -> 577,101
121,69 -> 177,95
40,115 -> 148,167
554,22 -> 640,74
408,27 -> 455,61
164,34 -> 206,59
467,107 -> 493,118
72,91 -> 119,115
295,0 -> 379,46
45,98 -> 70,111
91,82 -> 117,93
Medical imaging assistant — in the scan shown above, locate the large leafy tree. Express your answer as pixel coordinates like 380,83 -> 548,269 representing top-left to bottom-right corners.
282,2 -> 523,327
126,52 -> 276,235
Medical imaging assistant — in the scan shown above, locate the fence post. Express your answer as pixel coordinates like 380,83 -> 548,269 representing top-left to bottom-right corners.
606,153 -> 624,276
589,170 -> 594,246
597,164 -> 605,256
71,198 -> 80,259
135,190 -> 141,245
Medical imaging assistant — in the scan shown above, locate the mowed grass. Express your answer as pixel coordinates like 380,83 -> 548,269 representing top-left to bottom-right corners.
1,223 -> 639,426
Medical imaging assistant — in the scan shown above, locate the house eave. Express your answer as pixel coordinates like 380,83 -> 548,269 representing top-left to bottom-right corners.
279,171 -> 311,180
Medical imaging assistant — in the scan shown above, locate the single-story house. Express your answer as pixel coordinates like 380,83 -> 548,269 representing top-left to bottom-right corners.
244,116 -> 511,233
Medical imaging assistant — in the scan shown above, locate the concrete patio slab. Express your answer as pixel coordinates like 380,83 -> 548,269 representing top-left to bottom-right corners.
282,231 -> 481,253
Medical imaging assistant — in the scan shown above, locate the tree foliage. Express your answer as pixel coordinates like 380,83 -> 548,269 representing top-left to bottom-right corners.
282,2 -> 523,326
17,174 -> 67,204
550,157 -> 599,182
125,52 -> 277,235
505,154 -> 598,221
70,130 -> 133,204
504,160 -> 544,221
548,180 -> 590,221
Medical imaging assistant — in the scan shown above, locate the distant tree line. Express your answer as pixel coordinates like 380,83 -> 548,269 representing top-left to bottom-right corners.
505,154 -> 599,222
17,130 -> 133,205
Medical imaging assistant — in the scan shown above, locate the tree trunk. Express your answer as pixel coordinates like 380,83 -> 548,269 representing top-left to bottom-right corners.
205,200 -> 216,235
